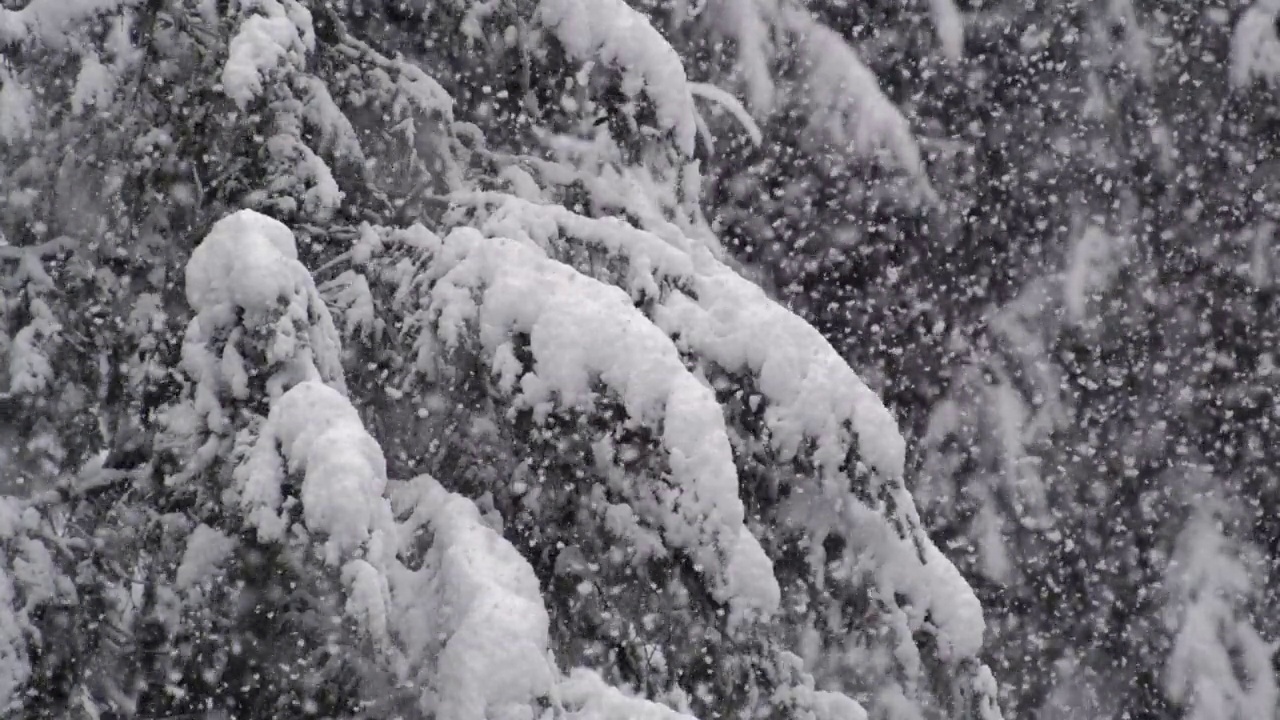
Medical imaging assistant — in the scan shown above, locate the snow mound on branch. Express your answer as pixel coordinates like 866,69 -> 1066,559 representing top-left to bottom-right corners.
0,568 -> 28,712
175,524 -> 237,590
658,268 -> 905,480
389,476 -> 557,719
222,0 -> 314,109
701,2 -> 928,185
0,68 -> 35,144
8,298 -> 59,396
454,194 -> 988,675
458,193 -> 904,480
538,0 -> 698,154
70,51 -> 116,115
559,668 -> 698,720
249,381 -> 389,563
882,533 -> 987,661
772,658 -> 870,720
795,10 -> 927,182
1164,496 -> 1278,720
929,0 -> 965,62
704,0 -> 776,111
457,191 -> 696,301
1231,0 -> 1280,88
0,0 -> 123,46
183,209 -> 344,406
186,209 -> 300,313
424,228 -> 780,619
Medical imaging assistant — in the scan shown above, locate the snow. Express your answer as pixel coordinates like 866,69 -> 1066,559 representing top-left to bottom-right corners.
175,524 -> 237,590
7,298 -> 59,396
389,476 -> 557,720
342,558 -> 393,650
265,120 -> 345,218
449,195 -> 993,665
0,0 -> 124,47
323,270 -> 378,339
782,482 -> 986,666
254,381 -> 388,564
537,0 -> 699,154
70,51 -> 116,115
459,194 -> 905,479
777,686 -> 868,720
688,82 -> 763,146
186,209 -> 300,313
916,542 -> 987,660
794,9 -> 928,183
0,68 -> 36,144
929,0 -> 965,63
852,495 -> 984,661
705,0 -> 776,111
724,526 -> 782,624
183,209 -> 344,408
1231,0 -> 1280,87
0,567 -> 27,713
0,500 -> 20,540
558,668 -> 698,720
457,191 -> 697,298
657,268 -> 905,481
771,652 -> 870,720
339,34 -> 455,120
298,76 -> 365,162
423,227 -> 780,615
11,538 -> 58,613
1164,500 -> 1278,720
222,2 -> 313,109
429,193 -> 993,692
700,2 -> 928,182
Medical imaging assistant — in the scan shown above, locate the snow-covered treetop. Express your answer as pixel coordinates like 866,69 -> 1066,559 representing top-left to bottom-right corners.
182,209 -> 345,433
221,0 -> 316,109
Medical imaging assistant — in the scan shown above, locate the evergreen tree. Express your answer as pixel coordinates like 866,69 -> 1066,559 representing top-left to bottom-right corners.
914,2 -> 1280,717
0,1 -> 1001,718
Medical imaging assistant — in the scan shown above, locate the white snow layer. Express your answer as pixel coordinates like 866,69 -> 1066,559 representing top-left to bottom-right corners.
454,192 -> 989,663
422,226 -> 781,619
1164,502 -> 1278,720
222,0 -> 314,109
175,524 -> 238,590
0,567 -> 27,714
537,0 -> 698,154
460,192 -> 905,480
389,476 -> 557,719
796,9 -> 928,181
929,0 -> 965,62
0,0 -> 123,47
0,67 -> 36,144
186,209 -> 300,312
559,668 -> 698,720
185,210 -> 723,720
70,51 -> 116,115
704,0 -> 777,111
183,209 -> 345,422
1231,0 -> 1280,87
275,383 -> 389,535
700,1 -> 928,182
